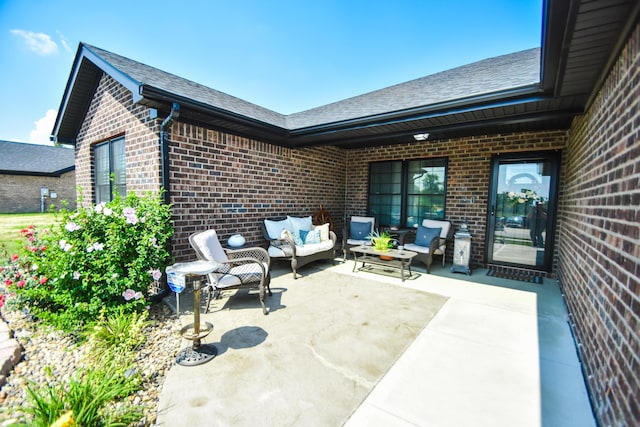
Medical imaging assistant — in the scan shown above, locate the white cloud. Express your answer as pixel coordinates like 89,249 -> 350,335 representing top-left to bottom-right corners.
29,109 -> 57,145
57,30 -> 72,54
11,29 -> 58,55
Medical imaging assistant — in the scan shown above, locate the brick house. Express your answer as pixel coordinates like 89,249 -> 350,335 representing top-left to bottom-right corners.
0,140 -> 76,213
51,1 -> 638,425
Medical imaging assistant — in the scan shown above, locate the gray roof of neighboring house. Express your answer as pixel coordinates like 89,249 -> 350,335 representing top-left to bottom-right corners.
0,140 -> 75,176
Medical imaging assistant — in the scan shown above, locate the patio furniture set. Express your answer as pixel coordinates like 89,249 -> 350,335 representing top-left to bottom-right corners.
168,214 -> 454,365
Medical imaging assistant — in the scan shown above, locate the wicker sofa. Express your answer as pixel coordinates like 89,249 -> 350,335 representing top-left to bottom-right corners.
261,216 -> 336,278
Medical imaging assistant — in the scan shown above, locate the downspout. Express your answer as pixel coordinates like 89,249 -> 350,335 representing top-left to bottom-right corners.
159,103 -> 180,204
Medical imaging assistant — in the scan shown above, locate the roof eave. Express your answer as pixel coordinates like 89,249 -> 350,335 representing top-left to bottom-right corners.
289,84 -> 545,139
139,85 -> 291,142
52,43 -> 144,144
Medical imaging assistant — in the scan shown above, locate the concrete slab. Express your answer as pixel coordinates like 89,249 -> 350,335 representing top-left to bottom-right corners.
156,269 -> 447,426
156,259 -> 596,427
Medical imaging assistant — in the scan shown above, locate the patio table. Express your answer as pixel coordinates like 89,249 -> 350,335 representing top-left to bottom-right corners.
350,246 -> 417,281
166,260 -> 219,366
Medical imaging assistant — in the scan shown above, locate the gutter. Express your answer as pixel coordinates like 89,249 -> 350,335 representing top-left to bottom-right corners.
159,103 -> 180,204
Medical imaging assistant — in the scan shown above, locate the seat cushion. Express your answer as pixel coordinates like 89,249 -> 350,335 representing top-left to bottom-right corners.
415,226 -> 441,247
347,238 -> 369,246
404,243 -> 430,254
211,262 -> 265,288
268,239 -> 334,258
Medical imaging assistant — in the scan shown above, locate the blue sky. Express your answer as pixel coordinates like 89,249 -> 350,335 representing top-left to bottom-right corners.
0,0 -> 542,145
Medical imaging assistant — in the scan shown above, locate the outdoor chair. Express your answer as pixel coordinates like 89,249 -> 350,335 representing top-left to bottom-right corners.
404,219 -> 453,273
342,216 -> 376,259
189,229 -> 272,315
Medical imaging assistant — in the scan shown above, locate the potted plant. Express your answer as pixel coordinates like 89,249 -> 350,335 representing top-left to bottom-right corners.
369,230 -> 394,252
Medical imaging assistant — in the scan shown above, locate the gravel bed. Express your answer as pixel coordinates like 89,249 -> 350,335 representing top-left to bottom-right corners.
0,301 -> 182,426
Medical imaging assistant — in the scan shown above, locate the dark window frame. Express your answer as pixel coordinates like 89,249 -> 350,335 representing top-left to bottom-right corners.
368,157 -> 448,228
94,136 -> 126,204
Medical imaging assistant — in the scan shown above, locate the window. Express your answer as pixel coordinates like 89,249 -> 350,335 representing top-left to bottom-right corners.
368,158 -> 447,228
94,136 -> 126,203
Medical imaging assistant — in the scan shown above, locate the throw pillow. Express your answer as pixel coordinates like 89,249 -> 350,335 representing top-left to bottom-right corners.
350,221 -> 371,240
264,219 -> 290,240
315,223 -> 330,241
301,228 -> 321,244
287,216 -> 313,239
415,226 -> 442,247
281,229 -> 303,246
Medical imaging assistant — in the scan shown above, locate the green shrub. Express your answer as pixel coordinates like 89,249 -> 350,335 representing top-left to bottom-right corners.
22,358 -> 142,427
0,191 -> 173,332
86,307 -> 150,362
16,304 -> 152,426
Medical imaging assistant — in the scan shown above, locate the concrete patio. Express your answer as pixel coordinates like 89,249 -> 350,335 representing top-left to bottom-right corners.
157,256 -> 595,427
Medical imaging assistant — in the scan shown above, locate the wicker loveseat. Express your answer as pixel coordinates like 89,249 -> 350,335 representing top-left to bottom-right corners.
261,216 -> 336,278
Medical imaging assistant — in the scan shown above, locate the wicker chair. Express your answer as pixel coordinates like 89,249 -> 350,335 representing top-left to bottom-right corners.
342,216 -> 376,260
404,219 -> 453,273
189,229 -> 272,315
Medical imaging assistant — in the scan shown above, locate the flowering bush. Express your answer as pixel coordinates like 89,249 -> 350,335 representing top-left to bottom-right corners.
0,192 -> 173,332
505,189 -> 539,205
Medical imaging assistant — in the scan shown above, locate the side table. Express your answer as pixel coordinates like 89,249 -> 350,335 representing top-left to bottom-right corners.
166,260 -> 219,366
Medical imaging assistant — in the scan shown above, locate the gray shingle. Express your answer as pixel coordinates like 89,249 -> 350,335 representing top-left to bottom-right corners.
85,44 -> 540,131
0,141 -> 75,175
287,48 -> 541,129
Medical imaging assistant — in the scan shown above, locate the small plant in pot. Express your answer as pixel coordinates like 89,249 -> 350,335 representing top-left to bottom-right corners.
369,230 -> 394,252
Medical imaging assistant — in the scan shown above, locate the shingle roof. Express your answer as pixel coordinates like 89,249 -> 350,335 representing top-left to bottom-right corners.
84,44 -> 540,131
53,0 -> 638,148
287,48 -> 541,129
0,141 -> 75,176
84,44 -> 289,128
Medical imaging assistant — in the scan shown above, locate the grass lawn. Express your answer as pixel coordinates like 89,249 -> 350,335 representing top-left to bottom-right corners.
0,213 -> 58,255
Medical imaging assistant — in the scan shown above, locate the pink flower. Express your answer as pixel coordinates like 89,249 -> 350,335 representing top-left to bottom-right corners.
59,240 -> 72,252
39,277 -> 48,285
11,254 -> 18,262
65,222 -> 81,232
134,291 -> 143,300
122,289 -> 136,301
148,268 -> 162,281
4,278 -> 12,287
17,280 -> 25,288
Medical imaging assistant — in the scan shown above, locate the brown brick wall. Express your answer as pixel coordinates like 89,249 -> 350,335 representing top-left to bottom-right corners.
167,125 -> 346,261
75,74 -> 161,206
345,132 -> 567,269
74,37 -> 640,425
557,23 -> 640,425
0,171 -> 76,213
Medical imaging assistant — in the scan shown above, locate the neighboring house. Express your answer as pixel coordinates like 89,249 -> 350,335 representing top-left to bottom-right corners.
51,1 -> 638,425
0,141 -> 76,213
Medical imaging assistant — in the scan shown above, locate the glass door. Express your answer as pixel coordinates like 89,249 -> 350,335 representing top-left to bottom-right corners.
486,151 -> 560,270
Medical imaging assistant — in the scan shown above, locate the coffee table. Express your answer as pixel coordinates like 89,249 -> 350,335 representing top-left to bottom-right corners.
350,246 -> 417,281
